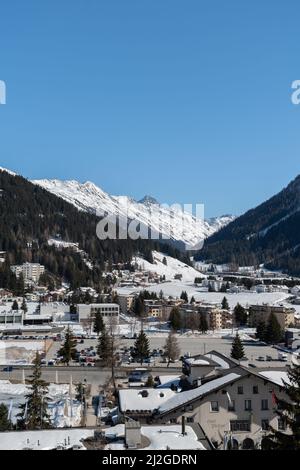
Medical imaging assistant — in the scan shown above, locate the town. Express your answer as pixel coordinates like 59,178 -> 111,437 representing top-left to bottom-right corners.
0,250 -> 299,450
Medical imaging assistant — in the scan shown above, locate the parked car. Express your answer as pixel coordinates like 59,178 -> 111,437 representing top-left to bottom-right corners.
2,366 -> 13,372
266,355 -> 273,361
257,356 -> 265,361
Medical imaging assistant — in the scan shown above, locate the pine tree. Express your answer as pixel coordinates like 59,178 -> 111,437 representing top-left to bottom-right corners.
256,320 -> 266,341
221,296 -> 229,310
0,403 -> 11,431
269,363 -> 300,449
17,352 -> 51,430
164,330 -> 180,367
58,327 -> 77,365
93,313 -> 105,336
145,375 -> 155,387
133,330 -> 150,365
12,299 -> 18,311
234,303 -> 247,326
162,257 -> 167,266
97,327 -> 112,363
180,291 -> 188,302
21,297 -> 28,314
134,296 -> 144,317
190,296 -> 196,304
199,313 -> 208,334
169,307 -> 182,330
265,313 -> 283,345
230,333 -> 245,361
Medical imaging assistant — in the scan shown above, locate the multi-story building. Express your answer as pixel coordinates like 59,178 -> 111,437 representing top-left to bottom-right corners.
118,351 -> 291,450
11,263 -> 45,283
117,294 -> 135,314
77,303 -> 119,330
249,304 -> 295,330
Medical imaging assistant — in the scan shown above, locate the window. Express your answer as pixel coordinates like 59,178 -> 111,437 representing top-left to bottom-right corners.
230,420 -> 251,432
211,401 -> 219,412
245,400 -> 252,411
187,417 -> 194,423
253,386 -> 259,394
228,400 -> 235,412
278,418 -> 286,431
261,399 -> 269,411
238,386 -> 244,395
261,419 -> 269,431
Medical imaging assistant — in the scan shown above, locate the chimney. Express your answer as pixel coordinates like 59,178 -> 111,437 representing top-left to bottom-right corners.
125,420 -> 141,449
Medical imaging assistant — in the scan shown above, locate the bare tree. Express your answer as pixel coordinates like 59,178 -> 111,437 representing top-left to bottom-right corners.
164,330 -> 180,367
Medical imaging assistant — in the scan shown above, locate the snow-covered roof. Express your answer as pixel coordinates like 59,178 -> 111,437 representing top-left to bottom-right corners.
185,358 -> 211,366
157,375 -> 181,389
157,373 -> 241,415
104,424 -> 206,450
119,388 -> 176,412
0,428 -> 92,450
204,353 -> 231,369
259,371 -> 291,387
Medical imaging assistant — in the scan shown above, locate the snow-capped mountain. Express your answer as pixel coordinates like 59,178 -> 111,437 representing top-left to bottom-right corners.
33,178 -> 235,249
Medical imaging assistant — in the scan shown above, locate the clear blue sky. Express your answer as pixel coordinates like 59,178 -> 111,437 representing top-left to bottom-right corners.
0,1 -> 300,217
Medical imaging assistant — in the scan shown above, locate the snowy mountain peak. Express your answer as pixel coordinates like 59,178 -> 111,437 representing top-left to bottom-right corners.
138,195 -> 160,205
32,178 -> 235,249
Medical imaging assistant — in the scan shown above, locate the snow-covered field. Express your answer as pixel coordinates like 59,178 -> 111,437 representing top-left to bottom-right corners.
0,380 -> 82,427
132,251 -> 205,282
105,424 -> 206,450
117,280 -> 291,308
0,341 -> 45,365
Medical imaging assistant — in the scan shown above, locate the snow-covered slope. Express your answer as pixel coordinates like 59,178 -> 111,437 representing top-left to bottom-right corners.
132,250 -> 205,282
33,178 -> 234,249
0,167 -> 17,176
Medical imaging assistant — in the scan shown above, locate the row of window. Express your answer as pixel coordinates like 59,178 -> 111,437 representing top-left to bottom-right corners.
211,398 -> 269,412
230,418 -> 286,432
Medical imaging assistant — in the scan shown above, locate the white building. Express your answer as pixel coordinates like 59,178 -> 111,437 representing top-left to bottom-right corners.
11,263 -> 45,283
77,303 -> 119,326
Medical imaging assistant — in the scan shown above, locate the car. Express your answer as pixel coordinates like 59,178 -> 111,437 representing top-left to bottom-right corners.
257,356 -> 265,361
2,366 -> 13,372
79,339 -> 84,344
47,360 -> 56,366
248,363 -> 257,368
266,355 -> 273,361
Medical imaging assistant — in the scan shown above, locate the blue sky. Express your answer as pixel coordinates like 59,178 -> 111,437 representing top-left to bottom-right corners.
0,1 -> 300,217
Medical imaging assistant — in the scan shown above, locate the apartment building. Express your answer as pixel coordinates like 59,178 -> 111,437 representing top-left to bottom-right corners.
11,263 -> 45,283
249,304 -> 295,330
117,294 -> 135,314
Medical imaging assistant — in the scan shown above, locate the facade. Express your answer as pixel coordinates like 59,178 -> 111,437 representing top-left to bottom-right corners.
249,304 -> 295,329
77,303 -> 119,325
0,309 -> 23,324
118,351 -> 291,450
11,263 -> 45,283
117,294 -> 135,314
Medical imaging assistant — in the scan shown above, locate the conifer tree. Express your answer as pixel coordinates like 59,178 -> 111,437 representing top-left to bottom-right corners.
169,307 -> 182,330
256,320 -> 266,341
180,291 -> 188,302
12,299 -> 19,311
199,313 -> 208,334
21,297 -> 28,314
0,403 -> 11,431
93,312 -> 105,336
234,303 -> 247,326
97,327 -> 112,363
265,313 -> 283,344
17,352 -> 51,430
190,296 -> 196,304
269,363 -> 300,449
230,333 -> 245,361
221,296 -> 229,310
133,330 -> 150,365
58,327 -> 77,365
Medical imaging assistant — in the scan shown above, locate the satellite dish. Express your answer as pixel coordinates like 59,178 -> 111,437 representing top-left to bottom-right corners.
291,353 -> 300,368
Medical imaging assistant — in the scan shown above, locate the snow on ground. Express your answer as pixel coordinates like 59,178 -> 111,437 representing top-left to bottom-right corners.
132,251 -> 205,282
117,281 -> 291,309
0,380 -> 82,427
105,424 -> 206,450
0,428 -> 93,450
0,341 -> 45,365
